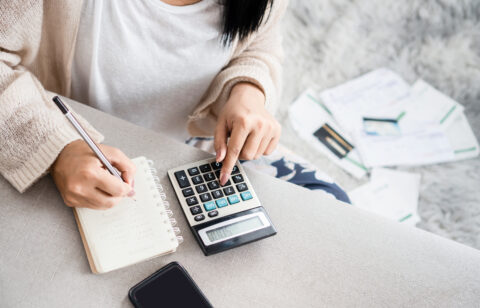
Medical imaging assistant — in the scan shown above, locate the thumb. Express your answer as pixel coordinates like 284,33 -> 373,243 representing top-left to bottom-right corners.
214,118 -> 228,162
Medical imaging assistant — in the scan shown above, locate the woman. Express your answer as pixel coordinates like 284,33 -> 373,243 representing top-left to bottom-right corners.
0,0 -> 349,209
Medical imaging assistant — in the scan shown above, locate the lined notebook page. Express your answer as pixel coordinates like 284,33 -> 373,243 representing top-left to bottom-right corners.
75,156 -> 179,273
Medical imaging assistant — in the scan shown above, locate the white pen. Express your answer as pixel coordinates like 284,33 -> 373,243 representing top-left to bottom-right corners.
53,96 -> 135,200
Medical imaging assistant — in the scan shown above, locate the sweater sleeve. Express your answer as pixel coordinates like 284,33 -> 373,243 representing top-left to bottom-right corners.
0,2 -> 103,193
187,0 -> 288,136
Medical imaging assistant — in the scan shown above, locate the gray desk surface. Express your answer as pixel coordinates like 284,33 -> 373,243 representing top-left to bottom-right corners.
1,100 -> 480,307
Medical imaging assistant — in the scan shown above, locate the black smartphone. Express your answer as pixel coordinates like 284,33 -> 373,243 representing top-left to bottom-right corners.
129,262 -> 213,308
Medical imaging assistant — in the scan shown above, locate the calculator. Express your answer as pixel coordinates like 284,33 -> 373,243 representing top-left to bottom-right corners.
168,158 -> 276,255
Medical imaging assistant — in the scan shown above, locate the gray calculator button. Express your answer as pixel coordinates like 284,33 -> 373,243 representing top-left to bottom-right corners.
194,214 -> 205,221
208,181 -> 220,190
199,164 -> 212,173
190,206 -> 202,215
182,187 -> 194,197
232,174 -> 244,183
200,193 -> 212,202
211,161 -> 222,170
223,186 -> 235,195
236,183 -> 248,192
212,190 -> 224,199
231,165 -> 240,174
196,184 -> 207,193
203,172 -> 215,182
186,196 -> 199,206
192,175 -> 204,185
188,167 -> 200,176
208,210 -> 219,218
174,170 -> 190,188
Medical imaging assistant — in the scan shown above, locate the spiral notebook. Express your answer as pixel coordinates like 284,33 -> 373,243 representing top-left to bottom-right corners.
74,156 -> 182,274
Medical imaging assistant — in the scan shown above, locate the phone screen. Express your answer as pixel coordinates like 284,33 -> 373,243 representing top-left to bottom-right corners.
130,262 -> 212,308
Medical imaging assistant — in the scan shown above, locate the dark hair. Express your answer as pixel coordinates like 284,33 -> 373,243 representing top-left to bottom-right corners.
220,0 -> 274,45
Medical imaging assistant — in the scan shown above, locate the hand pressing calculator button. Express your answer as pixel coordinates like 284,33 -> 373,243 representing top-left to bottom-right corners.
168,158 -> 276,256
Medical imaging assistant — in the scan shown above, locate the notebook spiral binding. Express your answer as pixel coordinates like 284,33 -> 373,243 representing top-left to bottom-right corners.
147,160 -> 184,245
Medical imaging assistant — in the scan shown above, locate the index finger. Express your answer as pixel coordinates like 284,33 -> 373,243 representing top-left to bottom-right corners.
95,169 -> 132,197
220,125 -> 249,185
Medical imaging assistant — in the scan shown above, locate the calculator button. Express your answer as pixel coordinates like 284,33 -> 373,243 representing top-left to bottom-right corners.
208,181 -> 220,190
182,187 -> 194,197
190,206 -> 202,215
211,161 -> 222,170
215,170 -> 231,185
240,191 -> 253,201
216,198 -> 228,208
191,175 -> 204,185
223,186 -> 235,195
194,214 -> 205,221
203,172 -> 215,182
232,174 -> 244,183
208,210 -> 219,218
200,193 -> 212,202
199,164 -> 212,173
212,190 -> 224,199
228,195 -> 240,205
231,165 -> 240,174
174,171 -> 190,188
195,184 -> 207,194
186,196 -> 199,206
188,167 -> 200,176
236,183 -> 248,192
203,201 -> 216,211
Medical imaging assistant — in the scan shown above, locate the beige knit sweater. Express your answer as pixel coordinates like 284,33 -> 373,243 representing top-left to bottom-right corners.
0,0 -> 286,193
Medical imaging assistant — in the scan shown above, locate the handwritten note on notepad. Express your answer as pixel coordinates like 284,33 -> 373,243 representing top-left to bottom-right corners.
75,156 -> 179,274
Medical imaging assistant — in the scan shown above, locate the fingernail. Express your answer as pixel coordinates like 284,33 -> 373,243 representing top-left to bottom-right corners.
216,151 -> 221,162
128,190 -> 136,197
220,173 -> 228,186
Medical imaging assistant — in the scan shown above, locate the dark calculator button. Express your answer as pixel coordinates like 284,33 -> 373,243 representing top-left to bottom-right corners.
195,184 -> 207,194
232,174 -> 244,183
208,210 -> 219,218
223,186 -> 235,195
231,165 -> 240,174
200,193 -> 212,202
208,181 -> 220,190
212,190 -> 224,199
211,161 -> 222,170
190,206 -> 202,215
188,167 -> 200,176
191,175 -> 204,185
182,187 -> 194,197
194,214 -> 205,221
186,196 -> 199,206
236,183 -> 248,192
199,164 -> 212,173
203,172 -> 215,182
174,170 -> 190,188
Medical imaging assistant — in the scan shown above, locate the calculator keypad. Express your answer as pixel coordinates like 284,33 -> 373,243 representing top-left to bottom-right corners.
173,162 -> 255,220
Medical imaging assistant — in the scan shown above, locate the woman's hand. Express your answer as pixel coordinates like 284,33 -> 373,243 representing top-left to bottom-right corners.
51,140 -> 136,210
214,82 -> 281,185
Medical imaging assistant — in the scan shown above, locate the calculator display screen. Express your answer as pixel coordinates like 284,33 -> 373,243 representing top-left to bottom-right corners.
206,216 -> 264,242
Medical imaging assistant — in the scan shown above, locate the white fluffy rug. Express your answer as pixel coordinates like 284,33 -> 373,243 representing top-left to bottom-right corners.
278,0 -> 480,249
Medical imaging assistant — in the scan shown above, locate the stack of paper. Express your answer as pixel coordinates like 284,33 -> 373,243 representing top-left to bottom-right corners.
288,68 -> 479,226
319,69 -> 479,167
289,89 -> 368,178
349,168 -> 421,226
